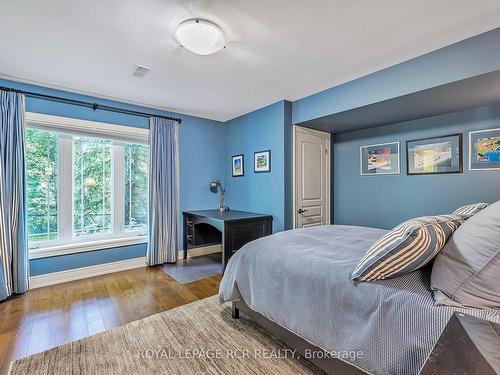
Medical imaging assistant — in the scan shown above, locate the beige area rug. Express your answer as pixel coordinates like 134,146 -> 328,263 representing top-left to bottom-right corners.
9,296 -> 324,375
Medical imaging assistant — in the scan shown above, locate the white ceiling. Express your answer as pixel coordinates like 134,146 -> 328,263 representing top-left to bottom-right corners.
1,0 -> 500,122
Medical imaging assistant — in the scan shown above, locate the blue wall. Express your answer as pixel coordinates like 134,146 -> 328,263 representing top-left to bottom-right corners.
283,101 -> 293,230
224,101 -> 289,232
333,104 -> 500,229
0,79 -> 225,276
30,244 -> 146,275
6,28 -> 500,276
292,27 -> 500,124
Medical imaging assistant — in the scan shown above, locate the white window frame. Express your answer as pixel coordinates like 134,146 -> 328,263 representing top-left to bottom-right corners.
26,112 -> 149,259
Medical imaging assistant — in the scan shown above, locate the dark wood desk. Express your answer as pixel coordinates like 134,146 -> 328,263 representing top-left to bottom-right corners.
182,210 -> 273,272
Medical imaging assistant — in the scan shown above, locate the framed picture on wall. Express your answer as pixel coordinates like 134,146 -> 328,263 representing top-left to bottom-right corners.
360,142 -> 400,175
406,134 -> 462,175
469,128 -> 500,171
254,150 -> 271,173
232,154 -> 244,177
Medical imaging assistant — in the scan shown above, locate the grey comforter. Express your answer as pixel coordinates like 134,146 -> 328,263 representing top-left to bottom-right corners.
219,225 -> 500,375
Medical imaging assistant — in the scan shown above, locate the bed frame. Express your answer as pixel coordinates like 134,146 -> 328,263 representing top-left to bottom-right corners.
232,300 -> 367,375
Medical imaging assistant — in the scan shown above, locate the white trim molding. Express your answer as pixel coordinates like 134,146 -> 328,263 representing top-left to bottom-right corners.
25,111 -> 149,144
29,257 -> 146,289
180,244 -> 221,258
29,236 -> 147,259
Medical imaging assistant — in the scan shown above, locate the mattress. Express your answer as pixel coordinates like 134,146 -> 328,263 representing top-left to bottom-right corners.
219,225 -> 500,375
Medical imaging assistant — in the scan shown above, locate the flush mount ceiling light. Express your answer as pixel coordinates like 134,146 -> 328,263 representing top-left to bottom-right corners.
175,18 -> 226,55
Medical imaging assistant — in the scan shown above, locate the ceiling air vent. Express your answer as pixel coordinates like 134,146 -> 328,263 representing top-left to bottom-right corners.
132,65 -> 151,78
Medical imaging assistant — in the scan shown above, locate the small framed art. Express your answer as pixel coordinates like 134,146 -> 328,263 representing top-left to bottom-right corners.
360,142 -> 400,175
232,154 -> 244,177
406,134 -> 462,175
469,128 -> 500,171
254,150 -> 271,173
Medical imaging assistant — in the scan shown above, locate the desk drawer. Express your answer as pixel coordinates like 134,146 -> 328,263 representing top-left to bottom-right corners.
224,218 -> 272,262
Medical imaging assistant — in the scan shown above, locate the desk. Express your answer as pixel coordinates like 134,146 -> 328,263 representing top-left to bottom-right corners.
182,210 -> 273,272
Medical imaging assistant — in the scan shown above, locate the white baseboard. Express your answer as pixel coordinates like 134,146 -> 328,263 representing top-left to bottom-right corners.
29,257 -> 146,289
180,244 -> 222,258
29,244 -> 222,289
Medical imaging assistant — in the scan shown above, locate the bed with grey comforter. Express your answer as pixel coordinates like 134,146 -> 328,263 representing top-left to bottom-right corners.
219,225 -> 500,375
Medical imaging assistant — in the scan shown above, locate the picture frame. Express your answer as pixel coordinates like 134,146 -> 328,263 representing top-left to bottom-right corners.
360,142 -> 400,175
469,128 -> 500,171
254,150 -> 271,173
406,133 -> 463,175
232,154 -> 244,177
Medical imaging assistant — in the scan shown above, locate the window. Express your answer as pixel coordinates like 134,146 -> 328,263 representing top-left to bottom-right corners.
73,137 -> 113,237
124,144 -> 149,233
25,113 -> 149,255
26,128 -> 58,242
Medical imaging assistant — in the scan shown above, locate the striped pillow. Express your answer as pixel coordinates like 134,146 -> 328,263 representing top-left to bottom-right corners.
352,214 -> 464,282
453,203 -> 489,218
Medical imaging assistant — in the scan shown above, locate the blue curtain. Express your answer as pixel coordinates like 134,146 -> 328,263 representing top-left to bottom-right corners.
147,117 -> 179,265
0,91 -> 29,300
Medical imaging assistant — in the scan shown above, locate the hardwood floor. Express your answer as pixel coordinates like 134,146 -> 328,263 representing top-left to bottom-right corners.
0,267 -> 221,375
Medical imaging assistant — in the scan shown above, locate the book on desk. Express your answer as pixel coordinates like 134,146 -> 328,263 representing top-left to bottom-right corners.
182,210 -> 273,272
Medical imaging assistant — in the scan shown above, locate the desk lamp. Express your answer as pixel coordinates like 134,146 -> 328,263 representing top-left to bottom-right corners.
209,179 -> 229,212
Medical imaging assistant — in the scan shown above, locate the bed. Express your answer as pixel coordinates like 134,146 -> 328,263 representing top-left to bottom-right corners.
219,225 -> 500,375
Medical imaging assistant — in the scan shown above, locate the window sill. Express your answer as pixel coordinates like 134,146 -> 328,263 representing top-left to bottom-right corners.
29,236 -> 148,260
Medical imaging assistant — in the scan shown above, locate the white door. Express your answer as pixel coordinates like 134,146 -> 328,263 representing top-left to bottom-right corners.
294,126 -> 330,228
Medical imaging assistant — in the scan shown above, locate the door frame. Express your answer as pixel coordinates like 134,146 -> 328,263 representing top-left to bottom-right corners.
292,125 -> 331,229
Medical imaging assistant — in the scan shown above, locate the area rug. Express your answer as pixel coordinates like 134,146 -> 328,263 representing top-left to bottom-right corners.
160,253 -> 222,283
9,296 -> 324,375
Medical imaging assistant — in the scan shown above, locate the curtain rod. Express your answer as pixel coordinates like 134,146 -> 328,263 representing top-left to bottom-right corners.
0,85 -> 182,124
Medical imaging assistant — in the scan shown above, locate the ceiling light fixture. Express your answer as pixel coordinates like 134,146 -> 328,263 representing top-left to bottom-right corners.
175,18 -> 226,56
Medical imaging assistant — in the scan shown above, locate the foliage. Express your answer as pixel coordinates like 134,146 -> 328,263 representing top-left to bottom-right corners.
125,144 -> 149,232
73,137 -> 112,237
26,128 -> 58,242
26,129 -> 149,243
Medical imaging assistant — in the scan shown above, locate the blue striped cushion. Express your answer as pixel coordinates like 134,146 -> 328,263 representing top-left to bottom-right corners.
452,203 -> 489,218
352,214 -> 464,281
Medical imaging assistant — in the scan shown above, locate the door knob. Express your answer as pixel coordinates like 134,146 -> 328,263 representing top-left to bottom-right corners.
297,208 -> 308,214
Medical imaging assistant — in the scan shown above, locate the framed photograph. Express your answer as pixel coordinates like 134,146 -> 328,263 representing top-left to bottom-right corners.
360,142 -> 400,175
469,128 -> 500,171
406,134 -> 462,175
254,150 -> 271,173
232,154 -> 244,177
